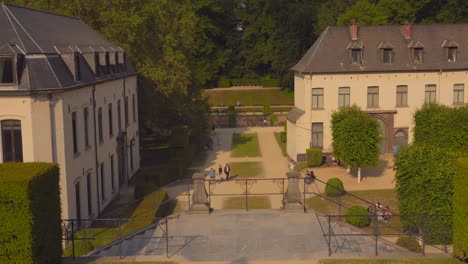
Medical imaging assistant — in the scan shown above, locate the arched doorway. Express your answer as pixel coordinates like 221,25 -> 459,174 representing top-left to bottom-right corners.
376,118 -> 386,154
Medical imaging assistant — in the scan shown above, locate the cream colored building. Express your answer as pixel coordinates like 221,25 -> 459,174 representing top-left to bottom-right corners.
287,23 -> 467,161
0,3 -> 140,220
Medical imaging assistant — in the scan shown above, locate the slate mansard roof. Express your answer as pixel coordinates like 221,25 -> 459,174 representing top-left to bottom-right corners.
292,23 -> 468,74
0,3 -> 136,91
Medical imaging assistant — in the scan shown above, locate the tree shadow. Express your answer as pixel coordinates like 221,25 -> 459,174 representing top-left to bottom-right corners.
350,159 -> 390,178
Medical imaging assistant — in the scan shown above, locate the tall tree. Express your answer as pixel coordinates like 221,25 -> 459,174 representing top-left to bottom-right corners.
331,105 -> 381,182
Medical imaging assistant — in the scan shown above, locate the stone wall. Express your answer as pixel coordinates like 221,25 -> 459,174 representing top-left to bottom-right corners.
210,115 -> 287,127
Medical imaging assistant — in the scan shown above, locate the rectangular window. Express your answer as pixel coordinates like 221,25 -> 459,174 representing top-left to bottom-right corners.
132,94 -> 136,122
0,57 -> 14,83
311,123 -> 323,149
117,100 -> 122,131
130,140 -> 134,170
1,120 -> 23,162
425,84 -> 437,103
367,86 -> 379,107
100,162 -> 105,201
72,112 -> 78,154
124,96 -> 129,127
413,48 -> 423,63
108,103 -> 113,137
86,173 -> 92,216
83,108 -> 89,147
453,84 -> 464,104
98,107 -> 103,143
74,54 -> 81,81
351,49 -> 362,64
105,52 -> 110,74
75,182 -> 81,221
396,85 -> 408,107
110,155 -> 115,191
312,88 -> 324,109
448,47 -> 457,62
338,87 -> 350,108
114,52 -> 120,73
383,48 -> 393,64
94,53 -> 100,77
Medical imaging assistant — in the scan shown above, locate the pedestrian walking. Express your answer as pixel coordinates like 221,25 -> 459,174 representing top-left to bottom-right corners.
224,163 -> 231,181
218,164 -> 223,181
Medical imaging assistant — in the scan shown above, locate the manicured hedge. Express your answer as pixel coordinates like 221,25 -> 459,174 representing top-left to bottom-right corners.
217,77 -> 231,88
269,114 -> 278,125
396,236 -> 422,253
306,148 -> 322,167
263,105 -> 270,116
413,104 -> 468,153
227,105 -> 236,127
262,78 -> 280,87
0,163 -> 61,264
454,158 -> 468,261
325,178 -> 345,197
345,205 -> 370,227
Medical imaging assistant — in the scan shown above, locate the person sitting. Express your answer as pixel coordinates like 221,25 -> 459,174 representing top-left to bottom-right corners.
305,170 -> 316,184
383,206 -> 392,222
330,156 -> 338,166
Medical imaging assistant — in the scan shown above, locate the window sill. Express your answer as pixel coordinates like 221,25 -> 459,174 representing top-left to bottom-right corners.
99,140 -> 104,145
395,105 -> 408,108
453,102 -> 465,106
85,145 -> 92,151
366,106 -> 380,109
73,152 -> 80,159
311,108 -> 325,111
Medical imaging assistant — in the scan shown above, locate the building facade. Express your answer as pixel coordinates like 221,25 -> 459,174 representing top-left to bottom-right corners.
0,3 -> 140,220
287,23 -> 467,161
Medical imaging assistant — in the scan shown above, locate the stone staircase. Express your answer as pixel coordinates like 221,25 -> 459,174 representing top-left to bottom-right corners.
314,213 -> 419,257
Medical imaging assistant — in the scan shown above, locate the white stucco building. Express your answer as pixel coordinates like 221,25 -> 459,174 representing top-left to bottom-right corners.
287,22 -> 467,161
0,3 -> 140,220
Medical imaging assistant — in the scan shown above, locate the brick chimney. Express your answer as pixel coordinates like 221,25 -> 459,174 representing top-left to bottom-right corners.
404,21 -> 411,40
350,20 -> 358,40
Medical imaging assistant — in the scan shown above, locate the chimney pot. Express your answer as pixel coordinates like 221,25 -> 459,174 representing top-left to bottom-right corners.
350,20 -> 358,40
404,21 -> 411,39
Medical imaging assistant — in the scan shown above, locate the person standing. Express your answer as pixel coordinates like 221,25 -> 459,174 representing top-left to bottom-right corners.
209,168 -> 215,180
218,164 -> 223,181
224,163 -> 231,181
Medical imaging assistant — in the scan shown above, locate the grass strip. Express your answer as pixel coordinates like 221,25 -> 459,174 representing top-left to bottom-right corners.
231,133 -> 261,157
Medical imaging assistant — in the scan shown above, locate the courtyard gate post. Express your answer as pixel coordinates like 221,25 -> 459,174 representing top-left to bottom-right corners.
190,173 -> 210,213
284,171 -> 303,212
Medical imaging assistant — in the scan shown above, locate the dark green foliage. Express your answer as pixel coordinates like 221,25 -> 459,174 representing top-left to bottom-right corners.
306,148 -> 323,167
169,126 -> 189,148
227,105 -> 236,128
325,178 -> 345,197
134,170 -> 160,199
231,78 -> 262,86
280,131 -> 287,142
454,158 -> 468,261
413,104 -> 468,153
269,114 -> 278,125
0,163 -> 61,264
262,78 -> 280,87
395,144 -> 457,243
396,236 -> 422,253
217,77 -> 231,88
331,105 -> 381,169
344,205 -> 370,227
263,105 -> 270,116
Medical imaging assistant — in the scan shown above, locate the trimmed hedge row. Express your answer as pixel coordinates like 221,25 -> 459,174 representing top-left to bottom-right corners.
306,148 -> 322,167
454,158 -> 468,261
396,236 -> 422,253
227,106 -> 236,127
345,205 -> 370,227
216,77 -> 281,87
0,163 -> 61,264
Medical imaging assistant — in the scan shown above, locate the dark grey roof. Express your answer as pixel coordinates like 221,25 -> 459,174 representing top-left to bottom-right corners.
292,24 -> 468,74
0,3 -> 136,91
286,107 -> 305,123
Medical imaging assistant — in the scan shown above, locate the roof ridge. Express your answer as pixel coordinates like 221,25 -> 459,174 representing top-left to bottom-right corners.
1,2 -> 80,21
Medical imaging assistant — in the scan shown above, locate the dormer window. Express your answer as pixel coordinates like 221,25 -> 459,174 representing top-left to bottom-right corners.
0,57 -> 14,83
105,52 -> 110,74
383,48 -> 393,64
114,52 -> 119,73
448,47 -> 457,62
413,47 -> 423,63
351,48 -> 362,64
74,53 -> 81,81
94,52 -> 101,77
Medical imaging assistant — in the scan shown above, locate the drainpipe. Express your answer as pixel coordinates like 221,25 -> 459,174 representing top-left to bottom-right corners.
48,92 -> 57,163
92,86 -> 101,214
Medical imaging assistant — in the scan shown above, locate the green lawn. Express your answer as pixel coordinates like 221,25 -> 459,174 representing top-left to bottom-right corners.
274,132 -> 287,156
231,133 -> 261,157
229,162 -> 263,178
319,259 -> 458,264
307,189 -> 401,234
204,89 -> 293,106
223,196 -> 271,209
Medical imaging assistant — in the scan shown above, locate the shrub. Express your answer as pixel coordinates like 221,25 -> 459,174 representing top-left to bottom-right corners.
269,114 -> 278,125
454,158 -> 468,261
0,163 -> 61,264
262,78 -> 280,87
324,178 -> 344,197
263,105 -> 270,116
345,205 -> 370,227
217,77 -> 231,88
396,236 -> 422,253
306,148 -> 322,167
280,131 -> 286,142
227,105 -> 236,127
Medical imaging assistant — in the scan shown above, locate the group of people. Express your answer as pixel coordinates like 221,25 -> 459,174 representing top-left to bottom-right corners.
367,202 -> 392,222
304,170 -> 316,184
209,163 -> 231,182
